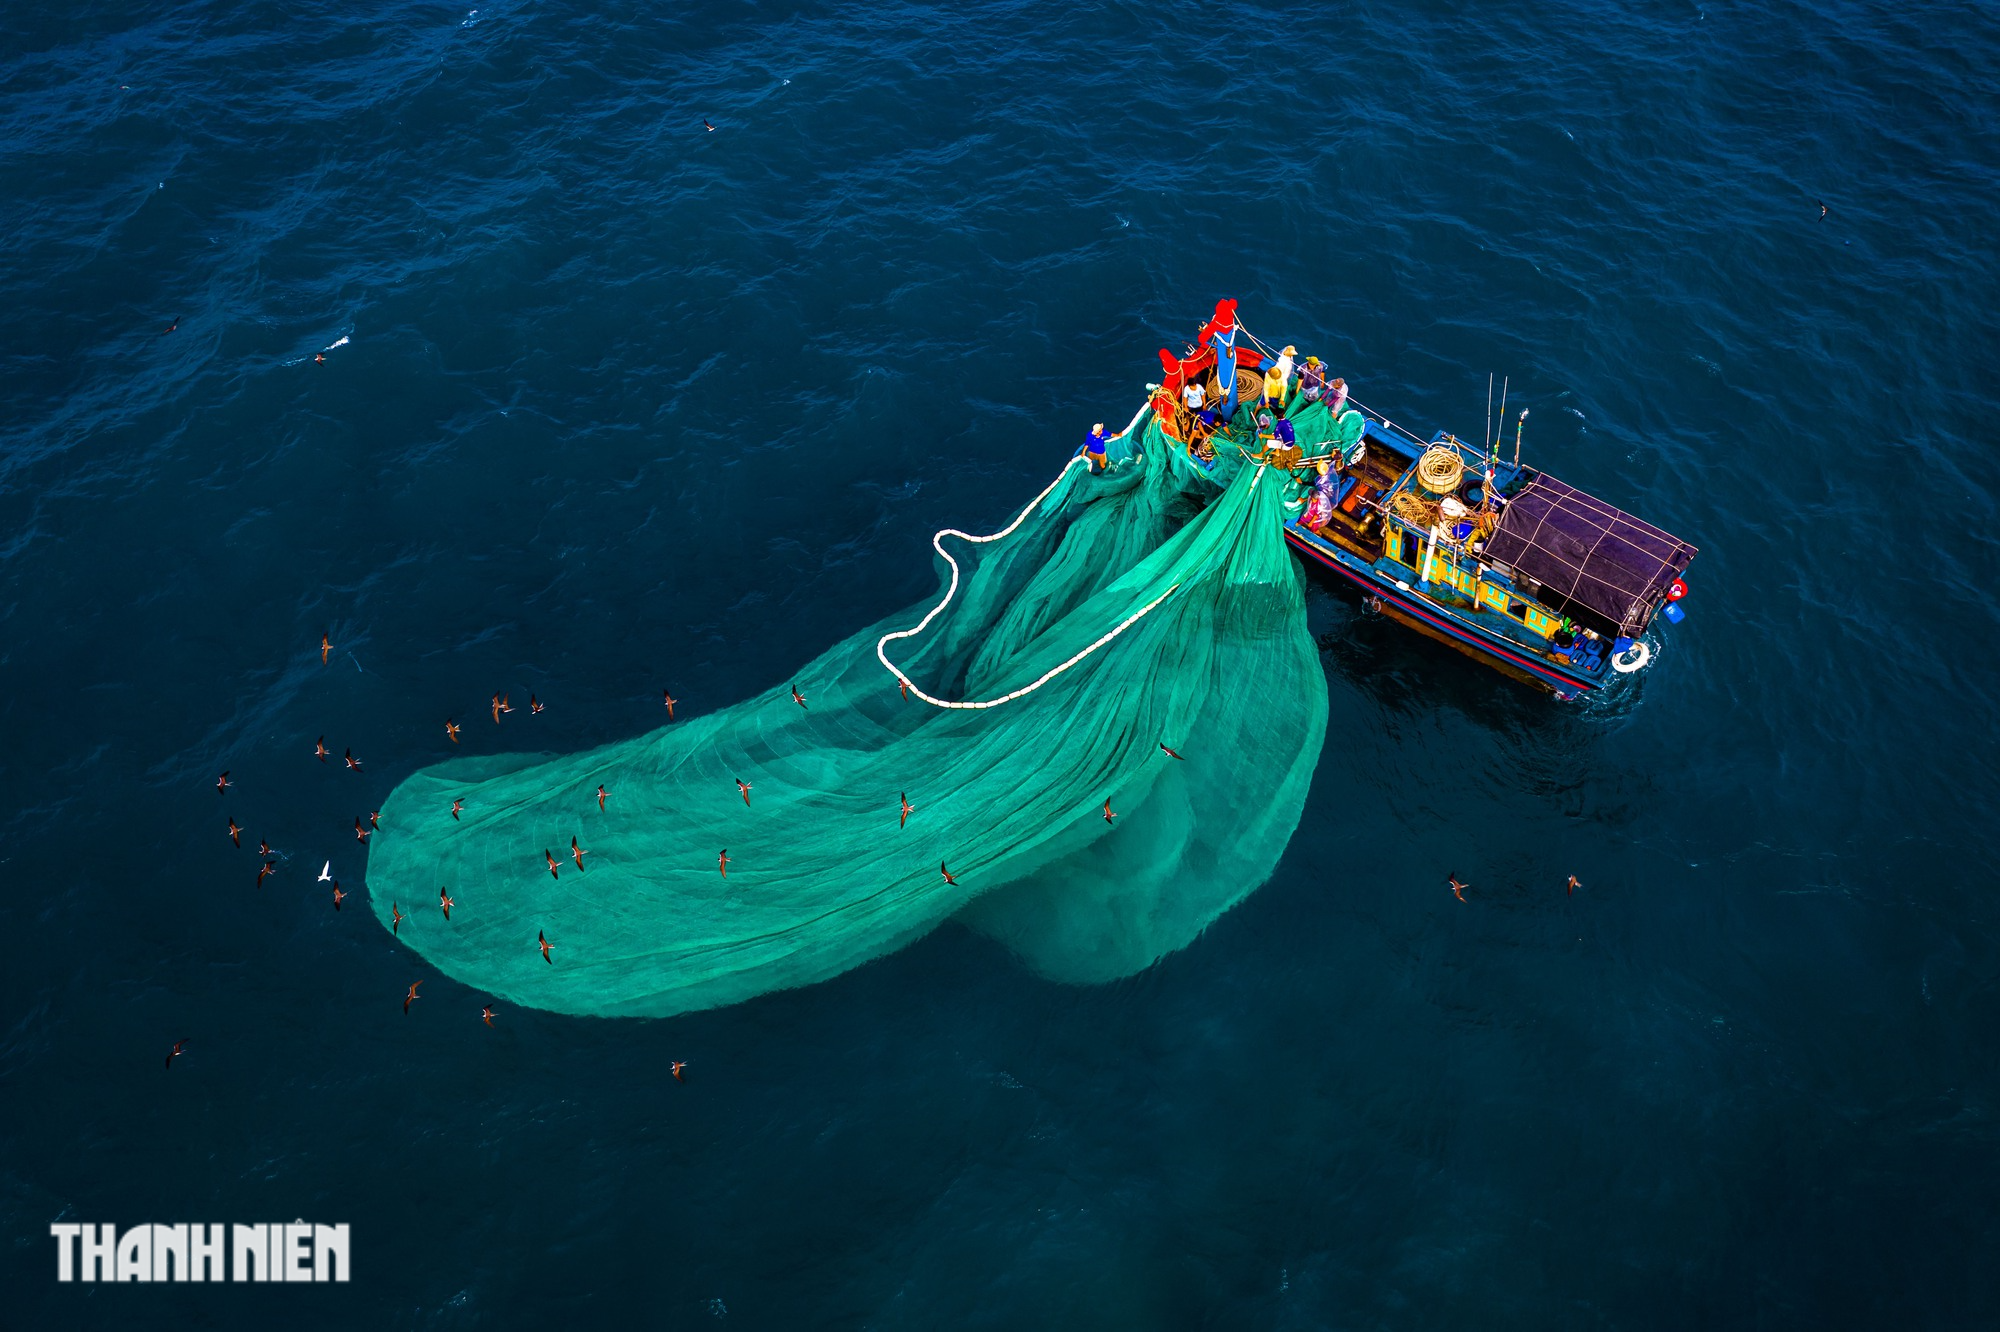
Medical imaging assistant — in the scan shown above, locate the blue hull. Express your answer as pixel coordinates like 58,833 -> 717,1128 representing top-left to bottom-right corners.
1284,525 -> 1603,695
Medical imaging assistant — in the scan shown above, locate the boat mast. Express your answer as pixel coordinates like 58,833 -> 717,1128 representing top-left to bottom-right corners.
1484,373 -> 1494,459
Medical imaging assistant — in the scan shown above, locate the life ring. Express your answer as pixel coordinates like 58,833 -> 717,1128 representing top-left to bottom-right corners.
1610,640 -> 1651,673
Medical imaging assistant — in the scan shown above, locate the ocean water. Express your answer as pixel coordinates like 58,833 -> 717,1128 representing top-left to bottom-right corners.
3,0 -> 1997,1326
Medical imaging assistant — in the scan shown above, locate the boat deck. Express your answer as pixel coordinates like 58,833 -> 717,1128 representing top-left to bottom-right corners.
1292,423 -> 1417,564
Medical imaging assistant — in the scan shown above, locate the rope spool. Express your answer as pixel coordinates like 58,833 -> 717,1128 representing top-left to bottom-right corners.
1390,490 -> 1441,529
1415,446 -> 1465,496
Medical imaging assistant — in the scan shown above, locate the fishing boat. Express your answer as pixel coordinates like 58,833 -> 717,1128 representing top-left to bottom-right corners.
1104,301 -> 1697,696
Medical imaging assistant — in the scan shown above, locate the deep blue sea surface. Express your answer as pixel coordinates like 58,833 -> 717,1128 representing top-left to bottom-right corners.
4,0 -> 1998,1326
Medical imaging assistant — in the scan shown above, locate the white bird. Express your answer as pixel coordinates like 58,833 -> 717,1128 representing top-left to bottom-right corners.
317,861 -> 332,882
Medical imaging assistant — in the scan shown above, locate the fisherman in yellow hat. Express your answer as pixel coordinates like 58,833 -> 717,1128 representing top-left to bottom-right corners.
1262,344 -> 1296,418
1298,354 -> 1327,405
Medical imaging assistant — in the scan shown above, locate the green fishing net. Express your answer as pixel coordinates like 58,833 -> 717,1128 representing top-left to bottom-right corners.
367,415 -> 1329,1016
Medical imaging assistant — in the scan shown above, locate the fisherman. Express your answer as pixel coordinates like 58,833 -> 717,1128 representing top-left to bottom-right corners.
1182,377 -> 1207,414
1186,399 -> 1220,450
1256,412 -> 1300,467
1262,362 -> 1290,417
1192,404 -> 1230,455
1190,410 -> 1221,461
1297,356 -> 1327,404
1083,422 -> 1111,473
1301,458 -> 1341,530
1551,617 -> 1578,659
1327,376 -> 1349,416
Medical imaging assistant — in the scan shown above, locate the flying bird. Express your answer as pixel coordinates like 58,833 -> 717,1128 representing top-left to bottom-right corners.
451,798 -> 463,821
482,1005 -> 496,1027
1447,873 -> 1469,903
445,719 -> 460,744
404,981 -> 422,1013
392,902 -> 404,934
369,811 -> 381,831
439,886 -> 453,920
790,685 -> 807,709
227,818 -> 242,848
544,850 -> 560,879
671,1060 -> 687,1082
718,848 -> 730,878
256,861 -> 275,888
499,694 -> 513,715
165,1038 -> 189,1069
317,860 -> 331,882
900,792 -> 914,828
315,736 -> 328,762
529,695 -> 543,715
1566,874 -> 1580,896
663,690 -> 677,718
1817,199 -> 1828,221
899,677 -> 909,701
538,930 -> 553,963
491,693 -> 503,723
256,839 -> 271,857
343,748 -> 361,771
1103,799 -> 1116,825
320,633 -> 331,664
596,784 -> 607,811
355,817 -> 371,843
163,315 -> 181,335
571,836 -> 588,871
940,862 -> 958,886
332,882 -> 347,911
314,353 -> 325,365
736,778 -> 752,807
1159,742 -> 1185,760
703,119 -> 715,132
216,771 -> 230,796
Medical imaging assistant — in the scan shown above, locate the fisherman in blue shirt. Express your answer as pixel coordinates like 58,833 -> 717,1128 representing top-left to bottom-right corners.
1083,422 -> 1110,473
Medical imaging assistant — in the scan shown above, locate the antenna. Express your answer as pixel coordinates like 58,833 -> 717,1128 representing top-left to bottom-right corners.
1484,373 -> 1494,457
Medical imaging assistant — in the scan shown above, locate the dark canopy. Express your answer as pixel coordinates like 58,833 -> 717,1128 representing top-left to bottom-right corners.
1484,475 -> 1696,637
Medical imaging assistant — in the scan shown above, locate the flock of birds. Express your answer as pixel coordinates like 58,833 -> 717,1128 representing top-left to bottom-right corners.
188,630 -> 1202,1070
181,632 -> 706,1077
183,600 -> 1593,1071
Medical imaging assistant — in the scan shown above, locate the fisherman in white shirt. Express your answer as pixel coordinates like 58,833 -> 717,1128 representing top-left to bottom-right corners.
1182,378 -> 1207,412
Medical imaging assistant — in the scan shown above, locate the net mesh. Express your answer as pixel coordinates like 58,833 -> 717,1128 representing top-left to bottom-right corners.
366,416 -> 1327,1017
